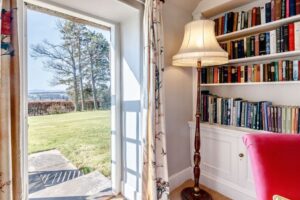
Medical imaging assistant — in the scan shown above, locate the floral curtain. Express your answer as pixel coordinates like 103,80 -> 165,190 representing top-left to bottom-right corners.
142,0 -> 169,199
0,0 -> 22,199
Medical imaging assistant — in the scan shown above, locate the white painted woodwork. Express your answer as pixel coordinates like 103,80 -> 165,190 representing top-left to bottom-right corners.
189,122 -> 256,200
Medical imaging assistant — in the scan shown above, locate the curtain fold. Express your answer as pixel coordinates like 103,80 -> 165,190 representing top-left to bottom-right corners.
0,0 -> 22,199
142,0 -> 169,199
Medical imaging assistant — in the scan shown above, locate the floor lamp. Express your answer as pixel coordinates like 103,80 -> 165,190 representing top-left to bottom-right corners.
172,20 -> 228,199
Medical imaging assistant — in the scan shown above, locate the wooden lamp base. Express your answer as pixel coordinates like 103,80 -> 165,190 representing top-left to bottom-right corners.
181,187 -> 212,200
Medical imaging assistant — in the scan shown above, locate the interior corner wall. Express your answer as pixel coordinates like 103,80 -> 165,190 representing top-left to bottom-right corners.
163,1 -> 194,177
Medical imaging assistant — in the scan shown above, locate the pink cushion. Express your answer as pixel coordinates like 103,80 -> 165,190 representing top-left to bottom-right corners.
243,134 -> 300,200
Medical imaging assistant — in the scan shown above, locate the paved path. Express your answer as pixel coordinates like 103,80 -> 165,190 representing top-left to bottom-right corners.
28,150 -> 112,200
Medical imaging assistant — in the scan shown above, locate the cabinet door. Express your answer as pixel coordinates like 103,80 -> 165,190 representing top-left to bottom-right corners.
237,138 -> 255,192
199,126 -> 239,183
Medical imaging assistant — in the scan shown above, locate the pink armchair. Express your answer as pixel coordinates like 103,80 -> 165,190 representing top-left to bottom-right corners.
243,134 -> 300,200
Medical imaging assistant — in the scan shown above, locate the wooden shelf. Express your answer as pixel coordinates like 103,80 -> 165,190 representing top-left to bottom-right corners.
223,50 -> 300,65
188,121 -> 269,134
201,81 -> 300,87
217,14 -> 300,42
198,0 -> 255,19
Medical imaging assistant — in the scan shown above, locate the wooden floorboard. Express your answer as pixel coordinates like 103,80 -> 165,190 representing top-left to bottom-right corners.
170,180 -> 231,200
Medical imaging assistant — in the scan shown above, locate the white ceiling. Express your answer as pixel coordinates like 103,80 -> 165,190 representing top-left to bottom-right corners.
168,0 -> 202,14
38,0 -> 139,23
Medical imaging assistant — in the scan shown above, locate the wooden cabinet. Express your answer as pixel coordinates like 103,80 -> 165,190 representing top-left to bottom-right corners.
189,122 -> 256,200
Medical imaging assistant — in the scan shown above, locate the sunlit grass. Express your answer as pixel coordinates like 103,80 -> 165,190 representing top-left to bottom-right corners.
28,110 -> 111,177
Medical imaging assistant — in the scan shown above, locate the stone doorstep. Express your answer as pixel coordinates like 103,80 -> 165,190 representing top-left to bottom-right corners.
29,171 -> 112,199
28,149 -> 111,199
28,149 -> 77,172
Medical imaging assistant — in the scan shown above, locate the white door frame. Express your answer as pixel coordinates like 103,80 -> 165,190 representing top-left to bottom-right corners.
20,0 -> 122,198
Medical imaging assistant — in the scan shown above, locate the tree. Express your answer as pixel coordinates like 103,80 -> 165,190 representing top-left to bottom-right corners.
83,30 -> 110,110
31,20 -> 111,111
31,39 -> 81,111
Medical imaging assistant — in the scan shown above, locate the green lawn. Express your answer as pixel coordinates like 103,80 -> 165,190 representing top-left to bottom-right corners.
28,111 -> 111,177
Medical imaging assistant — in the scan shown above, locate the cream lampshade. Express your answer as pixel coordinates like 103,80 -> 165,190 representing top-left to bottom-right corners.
172,19 -> 228,200
172,20 -> 228,67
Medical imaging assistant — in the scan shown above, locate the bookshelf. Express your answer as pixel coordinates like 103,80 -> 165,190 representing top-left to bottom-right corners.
194,121 -> 269,134
217,14 -> 300,42
206,50 -> 300,66
202,81 -> 300,87
192,0 -> 300,125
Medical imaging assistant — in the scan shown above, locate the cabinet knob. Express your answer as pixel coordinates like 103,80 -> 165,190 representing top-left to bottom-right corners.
239,153 -> 244,158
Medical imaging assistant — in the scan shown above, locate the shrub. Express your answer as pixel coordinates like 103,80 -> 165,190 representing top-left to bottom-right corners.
47,104 -> 68,115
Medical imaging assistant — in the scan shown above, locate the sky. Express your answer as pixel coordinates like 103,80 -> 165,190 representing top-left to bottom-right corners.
27,10 -> 110,92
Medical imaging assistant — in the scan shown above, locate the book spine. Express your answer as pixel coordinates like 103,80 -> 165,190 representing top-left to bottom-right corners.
297,0 -> 300,14
282,0 -> 286,18
290,0 -> 296,16
260,64 -> 264,82
271,63 -> 275,81
289,23 -> 295,51
255,35 -> 259,56
278,107 -> 282,133
293,60 -> 299,80
233,12 -> 238,32
266,32 -> 270,54
241,11 -> 245,30
270,30 -> 277,54
275,0 -> 282,20
266,2 -> 272,23
224,13 -> 228,34
274,62 -> 279,81
289,61 -> 293,81
259,33 -> 266,55
237,11 -> 242,31
287,0 -> 291,17
295,22 -> 300,50
280,26 -> 284,52
221,16 -> 225,35
274,106 -> 278,132
237,66 -> 241,83
279,60 -> 283,81
283,24 -> 289,52
256,7 -> 261,26
283,61 -> 287,80
256,64 -> 261,82
271,106 -> 275,132
248,65 -> 252,82
267,106 -> 272,131
282,107 -> 286,133
248,10 -> 252,28
292,107 -> 295,133
276,27 -> 281,53
271,0 -> 276,21
287,107 -> 291,133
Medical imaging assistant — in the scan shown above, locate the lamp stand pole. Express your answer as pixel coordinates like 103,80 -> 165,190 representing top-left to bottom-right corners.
181,61 -> 212,200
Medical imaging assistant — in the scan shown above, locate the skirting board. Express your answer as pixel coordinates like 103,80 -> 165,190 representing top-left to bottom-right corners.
200,173 -> 256,200
169,167 -> 256,200
169,167 -> 193,192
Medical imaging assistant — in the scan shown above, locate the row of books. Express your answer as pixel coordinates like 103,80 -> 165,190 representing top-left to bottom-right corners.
201,60 -> 300,84
220,22 -> 300,59
214,0 -> 300,36
201,91 -> 300,134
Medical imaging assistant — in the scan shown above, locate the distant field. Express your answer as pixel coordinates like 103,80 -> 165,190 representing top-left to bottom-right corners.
28,111 -> 111,177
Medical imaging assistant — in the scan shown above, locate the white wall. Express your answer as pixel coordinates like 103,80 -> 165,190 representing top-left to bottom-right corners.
119,9 -> 143,200
163,0 -> 194,177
